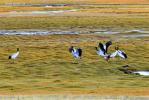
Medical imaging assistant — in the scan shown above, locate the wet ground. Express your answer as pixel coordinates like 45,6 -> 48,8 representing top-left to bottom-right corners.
0,9 -> 79,17
0,10 -> 148,17
0,29 -> 149,38
0,95 -> 148,100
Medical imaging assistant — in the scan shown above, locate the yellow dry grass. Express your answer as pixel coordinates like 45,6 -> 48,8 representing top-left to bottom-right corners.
0,6 -> 76,12
0,34 -> 149,96
80,8 -> 149,13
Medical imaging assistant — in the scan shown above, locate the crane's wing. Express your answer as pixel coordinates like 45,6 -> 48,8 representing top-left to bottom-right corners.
77,48 -> 82,57
117,50 -> 127,59
97,49 -> 106,57
71,48 -> 79,58
98,43 -> 106,54
105,41 -> 112,53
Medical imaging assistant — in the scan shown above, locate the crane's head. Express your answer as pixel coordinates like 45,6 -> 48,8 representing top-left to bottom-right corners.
17,48 -> 19,51
98,42 -> 102,47
69,46 -> 74,53
95,47 -> 98,51
115,46 -> 119,50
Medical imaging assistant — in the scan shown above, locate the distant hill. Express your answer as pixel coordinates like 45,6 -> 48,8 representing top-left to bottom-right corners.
1,0 -> 149,5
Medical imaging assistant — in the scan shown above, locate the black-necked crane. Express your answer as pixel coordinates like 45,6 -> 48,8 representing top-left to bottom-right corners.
96,47 -> 117,61
96,41 -> 127,61
104,46 -> 127,61
95,41 -> 112,61
69,46 -> 82,63
8,48 -> 20,60
120,65 -> 149,76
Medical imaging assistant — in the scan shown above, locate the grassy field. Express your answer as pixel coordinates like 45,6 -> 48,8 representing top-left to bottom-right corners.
0,6 -> 78,12
0,0 -> 148,96
0,16 -> 149,30
0,3 -> 148,29
0,34 -> 148,95
0,5 -> 149,13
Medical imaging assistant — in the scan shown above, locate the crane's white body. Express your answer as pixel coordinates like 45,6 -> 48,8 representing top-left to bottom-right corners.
103,44 -> 106,50
97,48 -> 127,60
97,49 -> 106,57
132,71 -> 149,76
117,50 -> 126,58
109,51 -> 118,58
9,48 -> 20,60
108,50 -> 126,58
97,49 -> 117,58
71,48 -> 79,58
10,52 -> 19,59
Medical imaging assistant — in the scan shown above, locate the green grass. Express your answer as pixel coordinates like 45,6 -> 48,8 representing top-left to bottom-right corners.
0,34 -> 149,95
0,16 -> 149,30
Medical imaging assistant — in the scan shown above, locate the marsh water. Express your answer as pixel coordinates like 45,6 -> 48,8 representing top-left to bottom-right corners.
0,29 -> 149,38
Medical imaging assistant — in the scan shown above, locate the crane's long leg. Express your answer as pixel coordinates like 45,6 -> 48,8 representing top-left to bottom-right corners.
12,60 -> 15,64
75,58 -> 79,64
9,59 -> 15,64
72,58 -> 76,64
78,57 -> 82,64
74,58 -> 80,64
